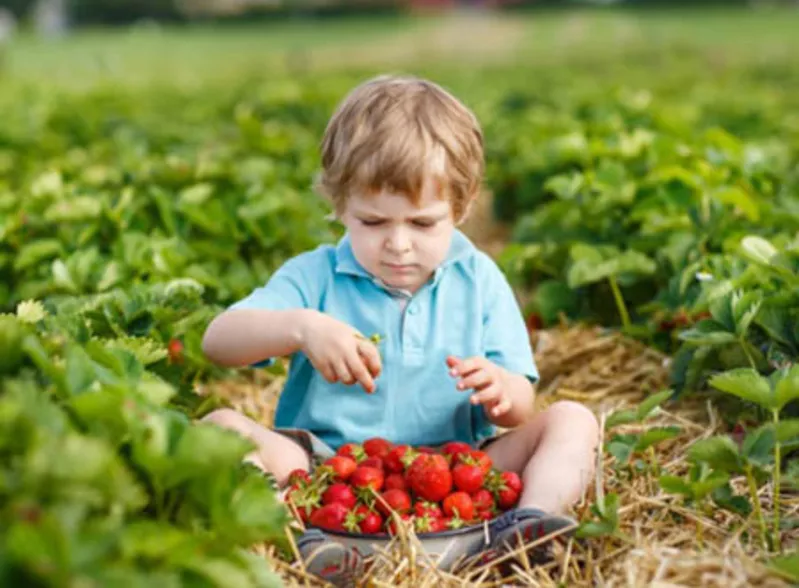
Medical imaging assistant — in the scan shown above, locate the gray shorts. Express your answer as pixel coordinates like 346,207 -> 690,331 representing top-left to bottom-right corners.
274,427 -> 506,469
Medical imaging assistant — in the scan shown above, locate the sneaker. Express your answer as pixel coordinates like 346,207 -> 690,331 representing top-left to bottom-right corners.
487,507 -> 577,565
296,529 -> 365,587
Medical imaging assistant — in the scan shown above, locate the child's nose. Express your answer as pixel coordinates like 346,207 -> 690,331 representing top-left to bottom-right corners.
385,228 -> 411,253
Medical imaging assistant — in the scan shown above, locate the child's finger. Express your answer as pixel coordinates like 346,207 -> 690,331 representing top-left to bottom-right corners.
333,360 -> 354,386
319,360 -> 338,383
347,352 -> 375,393
470,384 -> 501,406
358,340 -> 382,378
448,356 -> 484,377
490,397 -> 512,417
457,368 -> 492,391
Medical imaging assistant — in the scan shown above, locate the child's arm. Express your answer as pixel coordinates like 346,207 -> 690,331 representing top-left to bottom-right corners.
492,370 -> 536,428
202,308 -> 381,393
202,308 -> 311,368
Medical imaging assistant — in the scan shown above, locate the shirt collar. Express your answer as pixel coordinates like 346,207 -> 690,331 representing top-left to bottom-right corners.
334,229 -> 475,287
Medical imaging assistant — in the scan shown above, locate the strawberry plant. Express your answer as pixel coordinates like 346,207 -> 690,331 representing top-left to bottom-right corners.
0,308 -> 291,586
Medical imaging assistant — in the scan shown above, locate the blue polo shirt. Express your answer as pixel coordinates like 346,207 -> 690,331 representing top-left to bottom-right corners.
229,229 -> 538,450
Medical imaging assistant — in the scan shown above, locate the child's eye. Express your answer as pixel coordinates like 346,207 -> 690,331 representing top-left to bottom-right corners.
412,220 -> 435,228
361,219 -> 385,227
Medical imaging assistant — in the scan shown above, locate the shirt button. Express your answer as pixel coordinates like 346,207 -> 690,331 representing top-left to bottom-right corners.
408,304 -> 418,315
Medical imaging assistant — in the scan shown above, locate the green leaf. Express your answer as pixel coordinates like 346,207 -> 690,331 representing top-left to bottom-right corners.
740,235 -> 778,266
692,471 -> 730,500
768,552 -> 799,583
608,437 -> 634,464
575,520 -> 615,538
636,389 -> 674,421
742,424 -> 776,466
167,423 -> 254,486
121,522 -> 197,560
544,172 -> 584,200
678,326 -> 737,347
773,364 -> 799,412
774,419 -> 799,443
14,239 -> 64,271
605,408 -> 638,429
634,426 -> 681,452
687,436 -> 743,473
182,557 -> 257,588
65,345 -> 99,396
708,368 -> 772,409
713,186 -> 760,221
711,483 -> 751,516
659,475 -> 692,496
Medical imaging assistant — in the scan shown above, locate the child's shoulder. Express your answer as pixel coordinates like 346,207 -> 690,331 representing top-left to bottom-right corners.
278,243 -> 338,272
452,234 -> 509,287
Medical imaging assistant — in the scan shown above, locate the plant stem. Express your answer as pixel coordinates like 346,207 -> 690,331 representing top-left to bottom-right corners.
608,275 -> 631,330
740,338 -> 758,370
745,463 -> 769,551
772,409 -> 782,552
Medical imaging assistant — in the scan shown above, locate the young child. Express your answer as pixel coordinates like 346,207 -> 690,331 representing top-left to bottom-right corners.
201,74 -> 600,583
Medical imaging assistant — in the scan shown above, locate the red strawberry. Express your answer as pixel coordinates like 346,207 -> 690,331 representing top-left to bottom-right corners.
384,473 -> 408,492
500,471 -> 523,494
414,513 -> 447,534
417,446 -> 436,454
414,500 -> 443,519
350,466 -> 384,492
321,456 -> 357,482
478,510 -> 494,521
526,312 -> 543,331
361,456 -> 385,471
497,487 -> 520,510
376,489 -> 411,517
358,506 -> 384,534
345,504 -> 383,534
440,441 -> 472,465
452,462 -> 485,494
287,468 -> 311,487
471,488 -> 495,512
167,338 -> 184,364
363,437 -> 393,460
384,444 -> 414,473
443,491 -> 475,521
309,503 -> 349,531
336,443 -> 367,463
322,483 -> 357,510
407,453 -> 452,503
459,450 -> 492,475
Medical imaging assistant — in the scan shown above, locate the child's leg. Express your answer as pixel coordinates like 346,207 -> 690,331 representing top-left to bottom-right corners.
484,400 -> 600,515
201,408 -> 310,487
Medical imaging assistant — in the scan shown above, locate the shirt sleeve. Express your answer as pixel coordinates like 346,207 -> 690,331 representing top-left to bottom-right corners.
479,254 -> 539,384
226,249 -> 327,366
228,250 -> 324,312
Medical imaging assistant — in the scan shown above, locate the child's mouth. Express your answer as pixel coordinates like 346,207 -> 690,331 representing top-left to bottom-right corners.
384,263 -> 415,274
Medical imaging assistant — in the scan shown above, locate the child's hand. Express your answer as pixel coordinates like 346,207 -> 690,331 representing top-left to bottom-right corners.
446,356 -> 512,418
299,311 -> 382,393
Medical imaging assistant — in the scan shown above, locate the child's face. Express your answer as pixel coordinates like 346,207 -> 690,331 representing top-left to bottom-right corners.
340,179 -> 458,293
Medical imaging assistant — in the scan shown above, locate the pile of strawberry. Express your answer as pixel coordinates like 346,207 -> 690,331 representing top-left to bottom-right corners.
285,438 -> 523,536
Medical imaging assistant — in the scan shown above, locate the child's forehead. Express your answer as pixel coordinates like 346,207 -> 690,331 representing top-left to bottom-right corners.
346,189 -> 452,217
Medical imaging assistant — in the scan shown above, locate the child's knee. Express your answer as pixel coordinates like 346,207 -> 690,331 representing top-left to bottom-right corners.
201,407 -> 249,431
544,401 -> 600,443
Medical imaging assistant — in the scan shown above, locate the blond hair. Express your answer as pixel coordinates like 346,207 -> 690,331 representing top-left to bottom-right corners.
317,75 -> 484,222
